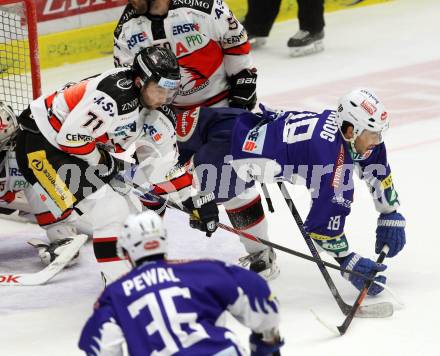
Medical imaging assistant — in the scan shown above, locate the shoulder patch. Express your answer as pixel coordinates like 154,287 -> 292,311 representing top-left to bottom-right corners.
171,0 -> 214,15
176,107 -> 200,142
114,4 -> 139,38
96,70 -> 139,115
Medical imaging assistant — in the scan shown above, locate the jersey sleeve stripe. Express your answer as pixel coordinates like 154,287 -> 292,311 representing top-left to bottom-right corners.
152,172 -> 193,195
174,90 -> 229,111
223,41 -> 251,55
58,142 -> 96,155
0,191 -> 16,203
35,208 -> 73,226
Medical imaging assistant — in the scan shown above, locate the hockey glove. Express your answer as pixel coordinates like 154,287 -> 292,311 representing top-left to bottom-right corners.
249,332 -> 284,356
229,68 -> 257,111
183,193 -> 219,237
338,252 -> 387,296
28,238 -> 79,267
376,212 -> 406,257
96,149 -> 126,183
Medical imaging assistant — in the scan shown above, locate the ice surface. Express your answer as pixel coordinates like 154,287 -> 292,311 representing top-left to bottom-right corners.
1,0 -> 440,354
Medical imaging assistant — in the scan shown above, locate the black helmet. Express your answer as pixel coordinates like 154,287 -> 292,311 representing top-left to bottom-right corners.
132,47 -> 180,89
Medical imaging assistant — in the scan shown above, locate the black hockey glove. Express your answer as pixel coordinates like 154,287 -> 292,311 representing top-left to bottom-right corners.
228,68 -> 257,111
182,193 -> 219,237
95,149 -> 126,183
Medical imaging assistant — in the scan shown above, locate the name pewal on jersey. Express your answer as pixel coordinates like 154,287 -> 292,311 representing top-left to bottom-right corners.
79,259 -> 280,356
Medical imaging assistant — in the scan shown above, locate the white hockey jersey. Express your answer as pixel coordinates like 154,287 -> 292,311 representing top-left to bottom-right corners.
0,149 -> 29,204
114,0 -> 253,109
29,67 -> 178,184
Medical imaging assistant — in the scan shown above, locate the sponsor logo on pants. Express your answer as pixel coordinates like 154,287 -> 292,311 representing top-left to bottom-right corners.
27,150 -> 77,213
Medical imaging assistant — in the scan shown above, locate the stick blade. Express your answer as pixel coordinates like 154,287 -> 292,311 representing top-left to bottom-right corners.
0,234 -> 88,286
356,302 -> 394,318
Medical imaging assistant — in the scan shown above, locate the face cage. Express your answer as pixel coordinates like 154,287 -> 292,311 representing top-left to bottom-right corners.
0,111 -> 18,148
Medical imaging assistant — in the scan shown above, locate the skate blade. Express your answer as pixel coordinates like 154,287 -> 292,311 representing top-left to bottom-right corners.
289,41 -> 324,57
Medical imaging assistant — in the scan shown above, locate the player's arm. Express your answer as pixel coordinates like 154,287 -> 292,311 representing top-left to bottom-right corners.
133,106 -> 179,185
55,91 -> 124,183
209,0 -> 257,110
356,143 -> 405,258
113,5 -> 137,67
79,291 -> 126,356
225,265 -> 283,355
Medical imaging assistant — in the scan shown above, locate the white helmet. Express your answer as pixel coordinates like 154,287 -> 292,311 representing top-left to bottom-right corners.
118,211 -> 167,263
0,102 -> 18,148
336,88 -> 390,142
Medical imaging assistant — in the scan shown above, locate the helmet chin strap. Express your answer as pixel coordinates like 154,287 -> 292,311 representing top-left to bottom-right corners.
340,128 -> 369,161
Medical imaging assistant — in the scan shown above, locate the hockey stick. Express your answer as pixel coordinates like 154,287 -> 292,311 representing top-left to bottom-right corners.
122,179 -> 378,283
336,245 -> 390,334
0,234 -> 88,286
313,246 -> 391,335
260,183 -> 275,213
277,181 -> 393,318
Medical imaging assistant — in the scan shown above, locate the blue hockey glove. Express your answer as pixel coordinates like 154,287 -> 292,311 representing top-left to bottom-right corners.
339,252 -> 387,296
376,212 -> 406,257
249,332 -> 284,356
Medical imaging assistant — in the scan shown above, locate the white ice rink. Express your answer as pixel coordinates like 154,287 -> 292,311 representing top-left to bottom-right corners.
1,0 -> 440,354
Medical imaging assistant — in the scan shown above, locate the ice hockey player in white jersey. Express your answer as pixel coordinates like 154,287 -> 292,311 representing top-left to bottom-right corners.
114,0 -> 257,111
6,47 -> 182,281
79,210 -> 284,356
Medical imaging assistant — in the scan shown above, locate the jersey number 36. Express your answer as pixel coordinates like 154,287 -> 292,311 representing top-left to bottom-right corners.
128,286 -> 209,354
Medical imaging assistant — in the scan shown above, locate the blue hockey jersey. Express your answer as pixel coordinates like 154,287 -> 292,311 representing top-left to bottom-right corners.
229,107 -> 400,255
79,259 -> 280,356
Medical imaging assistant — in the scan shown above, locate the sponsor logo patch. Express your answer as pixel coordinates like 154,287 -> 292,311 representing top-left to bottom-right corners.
27,150 -> 77,212
65,133 -> 94,143
176,107 -> 199,142
172,23 -> 200,35
242,123 -> 267,155
144,240 -> 160,250
381,174 -> 393,190
127,31 -> 147,49
116,78 -> 133,90
331,195 -> 352,208
144,124 -> 163,143
331,144 -> 345,189
360,100 -> 377,115
172,0 -> 214,14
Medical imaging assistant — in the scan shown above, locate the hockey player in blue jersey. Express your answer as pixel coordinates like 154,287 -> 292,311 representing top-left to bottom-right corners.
79,210 -> 284,356
151,88 -> 405,295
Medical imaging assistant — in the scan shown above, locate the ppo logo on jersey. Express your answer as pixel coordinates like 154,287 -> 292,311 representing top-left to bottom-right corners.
242,123 -> 267,155
360,100 -> 377,115
381,111 -> 388,121
176,107 -> 199,142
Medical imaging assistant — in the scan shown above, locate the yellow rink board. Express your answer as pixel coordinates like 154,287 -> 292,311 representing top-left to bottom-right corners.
1,0 -> 391,72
